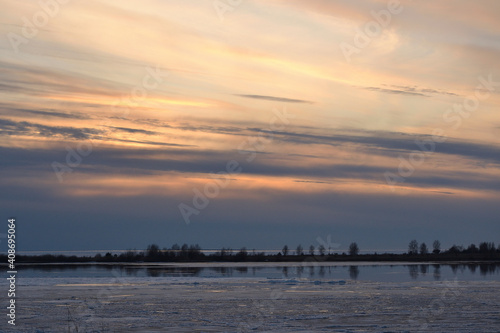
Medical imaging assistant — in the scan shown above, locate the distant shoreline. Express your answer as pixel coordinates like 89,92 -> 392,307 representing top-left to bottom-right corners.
2,252 -> 499,265
4,260 -> 500,268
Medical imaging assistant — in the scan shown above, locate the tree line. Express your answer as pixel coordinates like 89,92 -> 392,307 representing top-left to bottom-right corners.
407,240 -> 499,255
4,240 -> 499,264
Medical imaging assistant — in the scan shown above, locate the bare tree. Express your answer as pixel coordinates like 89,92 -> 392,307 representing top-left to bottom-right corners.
408,240 -> 419,255
318,244 -> 326,256
466,244 -> 478,253
309,245 -> 315,256
296,244 -> 303,256
349,242 -> 359,256
282,245 -> 289,256
147,244 -> 160,259
432,240 -> 441,254
235,247 -> 248,261
447,244 -> 464,254
420,242 -> 428,255
479,242 -> 495,253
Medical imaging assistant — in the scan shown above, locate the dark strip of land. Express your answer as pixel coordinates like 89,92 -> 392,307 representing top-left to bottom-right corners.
2,251 -> 499,264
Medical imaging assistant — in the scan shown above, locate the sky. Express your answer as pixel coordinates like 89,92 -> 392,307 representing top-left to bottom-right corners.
1,0 -> 499,253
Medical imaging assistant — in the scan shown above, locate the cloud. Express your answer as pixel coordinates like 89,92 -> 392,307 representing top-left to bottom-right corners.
112,138 -> 197,148
374,84 -> 459,97
363,86 -> 428,97
2,143 -> 499,193
294,180 -> 332,184
251,128 -> 500,165
432,191 -> 454,195
7,110 -> 496,170
236,94 -> 314,104
418,88 -> 458,96
108,126 -> 158,135
127,117 -> 500,167
130,117 -> 496,166
403,174 -> 500,192
0,118 -> 192,147
0,106 -> 89,120
364,84 -> 459,97
130,118 -> 247,136
0,60 -> 124,99
0,118 -> 101,140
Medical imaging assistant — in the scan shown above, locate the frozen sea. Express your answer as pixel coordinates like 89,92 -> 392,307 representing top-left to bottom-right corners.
2,262 -> 499,332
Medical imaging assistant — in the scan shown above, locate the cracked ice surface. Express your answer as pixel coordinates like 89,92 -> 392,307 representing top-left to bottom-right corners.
9,276 -> 500,332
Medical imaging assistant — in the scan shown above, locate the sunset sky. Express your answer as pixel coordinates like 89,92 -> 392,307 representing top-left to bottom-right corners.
1,0 -> 499,252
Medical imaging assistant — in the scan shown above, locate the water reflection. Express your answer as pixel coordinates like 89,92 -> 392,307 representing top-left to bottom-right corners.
480,263 -> 497,275
319,266 -> 325,278
407,263 -> 500,280
297,266 -> 304,278
408,265 -> 419,279
282,266 -> 288,278
433,264 -> 441,281
349,266 -> 359,280
124,266 -> 138,276
20,262 -> 500,281
236,267 -> 248,274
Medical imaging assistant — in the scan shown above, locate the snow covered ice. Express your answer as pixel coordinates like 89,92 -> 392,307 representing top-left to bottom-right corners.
5,263 -> 500,332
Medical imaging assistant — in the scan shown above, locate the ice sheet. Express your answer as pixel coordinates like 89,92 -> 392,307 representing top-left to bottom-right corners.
8,276 -> 500,332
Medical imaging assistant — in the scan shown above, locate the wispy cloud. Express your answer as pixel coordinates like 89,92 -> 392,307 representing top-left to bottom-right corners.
2,145 -> 499,194
1,107 -> 89,120
294,180 -> 332,184
0,118 -> 102,140
111,138 -> 197,148
244,127 -> 500,165
107,126 -> 158,135
236,94 -> 314,104
361,85 -> 460,98
363,86 -> 428,97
